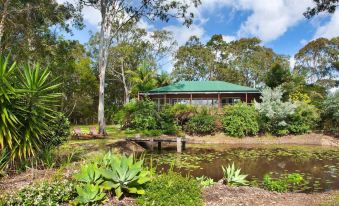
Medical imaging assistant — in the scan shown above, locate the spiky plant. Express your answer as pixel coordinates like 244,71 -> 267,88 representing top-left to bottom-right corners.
0,56 -> 61,168
222,163 -> 248,186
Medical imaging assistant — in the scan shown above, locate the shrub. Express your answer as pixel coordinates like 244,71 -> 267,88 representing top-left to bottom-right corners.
321,92 -> 339,136
45,113 -> 71,149
158,106 -> 178,135
262,173 -> 306,192
222,163 -> 248,186
167,104 -> 196,126
222,103 -> 259,137
116,99 -> 159,130
255,87 -> 296,135
136,172 -> 203,206
184,112 -> 216,135
5,179 -> 76,206
288,101 -> 319,134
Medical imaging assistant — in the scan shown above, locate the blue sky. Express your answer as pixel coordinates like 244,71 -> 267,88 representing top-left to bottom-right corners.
58,0 -> 339,67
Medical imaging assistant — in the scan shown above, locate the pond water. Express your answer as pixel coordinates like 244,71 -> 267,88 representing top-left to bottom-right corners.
144,144 -> 339,193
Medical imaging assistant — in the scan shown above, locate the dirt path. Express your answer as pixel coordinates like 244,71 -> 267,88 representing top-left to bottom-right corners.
186,133 -> 339,147
203,183 -> 334,206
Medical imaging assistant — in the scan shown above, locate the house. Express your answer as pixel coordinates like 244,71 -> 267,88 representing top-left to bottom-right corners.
139,81 -> 261,110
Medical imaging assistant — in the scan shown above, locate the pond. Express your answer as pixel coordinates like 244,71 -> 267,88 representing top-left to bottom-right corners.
144,144 -> 339,193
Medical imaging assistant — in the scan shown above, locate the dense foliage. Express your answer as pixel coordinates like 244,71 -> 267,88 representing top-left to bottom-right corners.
321,92 -> 339,136
184,112 -> 216,135
262,173 -> 306,192
222,103 -> 259,137
136,172 -> 203,206
287,102 -> 319,134
0,56 -> 67,169
255,87 -> 296,135
5,179 -> 76,206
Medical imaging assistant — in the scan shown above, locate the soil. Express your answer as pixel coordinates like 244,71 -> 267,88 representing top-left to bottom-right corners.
203,182 -> 335,206
186,133 -> 339,147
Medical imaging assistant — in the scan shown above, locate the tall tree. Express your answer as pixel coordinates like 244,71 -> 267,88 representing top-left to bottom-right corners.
294,37 -> 339,89
304,0 -> 339,18
77,0 -> 201,134
172,36 -> 214,81
0,0 -> 79,56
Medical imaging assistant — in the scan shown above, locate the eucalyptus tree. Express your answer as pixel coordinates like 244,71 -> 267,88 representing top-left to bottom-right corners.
294,37 -> 339,89
77,0 -> 201,134
172,36 -> 214,81
304,0 -> 339,18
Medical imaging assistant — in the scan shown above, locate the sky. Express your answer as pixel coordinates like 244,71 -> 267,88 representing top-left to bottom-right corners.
58,0 -> 339,69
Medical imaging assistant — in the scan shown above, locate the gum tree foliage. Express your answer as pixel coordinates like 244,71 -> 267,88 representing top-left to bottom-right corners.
173,35 -> 288,86
294,37 -> 339,89
76,0 -> 201,134
254,87 -> 296,135
172,36 -> 214,81
321,91 -> 339,135
304,0 -> 339,18
0,0 -> 81,59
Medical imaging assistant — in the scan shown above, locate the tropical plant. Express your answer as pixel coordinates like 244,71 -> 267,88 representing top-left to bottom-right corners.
196,176 -> 215,187
0,56 -> 62,169
136,172 -> 203,206
127,62 -> 157,95
222,103 -> 259,137
72,183 -> 106,205
100,153 -> 151,199
222,163 -> 248,186
73,163 -> 103,185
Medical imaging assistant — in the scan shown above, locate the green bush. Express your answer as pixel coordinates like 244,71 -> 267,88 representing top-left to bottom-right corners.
184,112 -> 216,135
5,179 -> 76,205
45,112 -> 71,149
136,172 -> 203,206
158,106 -> 178,134
288,102 -> 319,134
222,103 -> 259,137
116,99 -> 159,130
321,92 -> 339,136
262,173 -> 306,192
167,104 -> 196,126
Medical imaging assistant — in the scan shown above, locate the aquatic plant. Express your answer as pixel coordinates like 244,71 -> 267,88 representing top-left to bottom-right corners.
262,173 -> 306,192
222,163 -> 248,186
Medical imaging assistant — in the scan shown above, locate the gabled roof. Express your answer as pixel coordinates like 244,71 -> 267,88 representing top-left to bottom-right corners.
148,81 -> 260,93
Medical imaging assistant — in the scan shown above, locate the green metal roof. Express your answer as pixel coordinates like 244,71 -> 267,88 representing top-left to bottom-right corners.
148,81 -> 260,93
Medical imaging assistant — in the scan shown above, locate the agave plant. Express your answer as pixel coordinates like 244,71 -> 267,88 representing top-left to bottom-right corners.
73,163 -> 103,185
196,175 -> 215,187
71,183 -> 106,205
222,163 -> 248,186
100,154 -> 151,199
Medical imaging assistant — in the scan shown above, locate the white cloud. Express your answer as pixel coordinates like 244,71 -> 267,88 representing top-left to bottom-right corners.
222,35 -> 236,42
163,24 -> 205,46
313,10 -> 339,39
237,0 -> 313,42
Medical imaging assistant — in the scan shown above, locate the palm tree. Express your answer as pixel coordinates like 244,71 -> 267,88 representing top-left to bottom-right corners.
156,71 -> 172,87
127,62 -> 157,96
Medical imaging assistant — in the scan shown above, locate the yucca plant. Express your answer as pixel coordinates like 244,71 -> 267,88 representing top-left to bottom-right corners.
100,153 -> 151,199
0,55 -> 61,169
222,163 -> 248,186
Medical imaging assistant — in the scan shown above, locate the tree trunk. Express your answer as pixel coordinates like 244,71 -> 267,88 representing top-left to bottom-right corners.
0,0 -> 10,49
121,58 -> 129,104
97,5 -> 113,135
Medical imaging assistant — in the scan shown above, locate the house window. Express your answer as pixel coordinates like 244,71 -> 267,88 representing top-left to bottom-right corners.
221,97 -> 241,106
172,98 -> 190,105
191,98 -> 219,107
